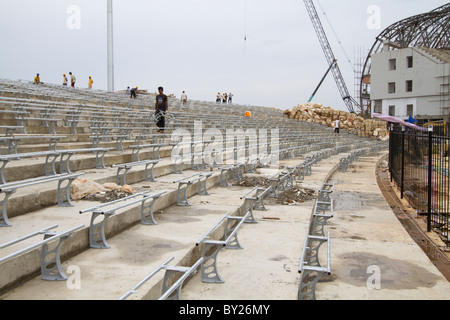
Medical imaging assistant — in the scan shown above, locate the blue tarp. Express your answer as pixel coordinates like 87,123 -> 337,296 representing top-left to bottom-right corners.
408,115 -> 417,124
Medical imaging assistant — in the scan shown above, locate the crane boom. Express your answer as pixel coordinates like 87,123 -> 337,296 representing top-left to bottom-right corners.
303,0 -> 359,113
308,59 -> 336,102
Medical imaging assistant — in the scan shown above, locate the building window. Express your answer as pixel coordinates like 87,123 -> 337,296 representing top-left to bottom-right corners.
388,82 -> 396,94
389,59 -> 397,71
407,104 -> 414,116
389,105 -> 396,116
374,100 -> 382,114
407,56 -> 413,68
406,80 -> 413,92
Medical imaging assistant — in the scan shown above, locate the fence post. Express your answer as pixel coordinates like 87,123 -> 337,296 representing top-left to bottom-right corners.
401,127 -> 405,199
427,127 -> 433,233
389,126 -> 393,183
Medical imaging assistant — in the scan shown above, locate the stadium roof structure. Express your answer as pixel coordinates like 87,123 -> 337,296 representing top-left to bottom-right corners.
360,3 -> 450,114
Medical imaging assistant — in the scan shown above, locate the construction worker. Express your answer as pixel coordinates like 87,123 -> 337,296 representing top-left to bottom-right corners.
63,74 -> 68,86
130,86 -> 138,98
181,91 -> 187,105
155,86 -> 168,133
228,92 -> 233,104
69,72 -> 76,88
334,119 -> 340,136
33,73 -> 41,84
88,76 -> 94,89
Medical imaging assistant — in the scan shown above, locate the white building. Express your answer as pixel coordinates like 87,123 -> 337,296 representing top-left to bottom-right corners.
370,44 -> 450,122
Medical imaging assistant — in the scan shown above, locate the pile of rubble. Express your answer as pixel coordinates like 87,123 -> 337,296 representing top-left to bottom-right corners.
71,178 -> 136,203
276,186 -> 316,206
231,176 -> 270,188
284,102 -> 389,139
231,176 -> 316,206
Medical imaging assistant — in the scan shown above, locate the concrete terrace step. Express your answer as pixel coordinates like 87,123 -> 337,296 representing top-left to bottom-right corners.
2,156 -> 192,219
0,166 -> 226,293
0,185 -> 257,300
0,153 -> 319,300
1,144 -> 173,183
0,151 -> 384,300
0,147 -> 359,299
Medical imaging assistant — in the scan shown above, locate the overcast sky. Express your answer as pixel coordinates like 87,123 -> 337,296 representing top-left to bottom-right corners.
0,0 -> 447,111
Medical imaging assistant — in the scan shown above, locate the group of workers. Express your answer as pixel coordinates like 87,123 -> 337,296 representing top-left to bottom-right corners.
126,86 -> 139,98
216,92 -> 233,104
33,73 -> 93,89
31,77 -> 245,133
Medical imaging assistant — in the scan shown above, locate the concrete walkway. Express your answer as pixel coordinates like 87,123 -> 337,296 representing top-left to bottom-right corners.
181,153 -> 450,300
316,154 -> 450,300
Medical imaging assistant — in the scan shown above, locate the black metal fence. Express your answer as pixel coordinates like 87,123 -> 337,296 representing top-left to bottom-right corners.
389,126 -> 449,248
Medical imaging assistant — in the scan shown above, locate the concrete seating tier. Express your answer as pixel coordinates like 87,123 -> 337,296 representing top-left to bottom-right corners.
0,78 -> 388,300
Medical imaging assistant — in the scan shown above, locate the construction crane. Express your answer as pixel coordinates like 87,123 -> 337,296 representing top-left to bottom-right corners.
303,0 -> 359,113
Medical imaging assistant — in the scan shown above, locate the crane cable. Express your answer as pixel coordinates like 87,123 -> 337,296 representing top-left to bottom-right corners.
244,0 -> 247,43
316,0 -> 355,73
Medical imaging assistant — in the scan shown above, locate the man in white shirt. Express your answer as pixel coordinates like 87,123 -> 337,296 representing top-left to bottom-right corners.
181,91 -> 187,105
334,119 -> 340,136
69,72 -> 76,88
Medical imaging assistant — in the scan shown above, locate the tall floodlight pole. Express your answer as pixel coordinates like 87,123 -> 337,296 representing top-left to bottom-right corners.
107,0 -> 115,92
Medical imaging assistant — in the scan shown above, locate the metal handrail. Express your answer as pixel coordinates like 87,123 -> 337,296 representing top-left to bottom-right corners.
119,256 -> 174,300
173,172 -> 213,184
80,191 -> 167,215
111,159 -> 160,168
0,225 -> 58,249
196,212 -> 231,246
298,231 -> 331,275
0,225 -> 84,264
158,257 -> 205,301
0,172 -> 85,191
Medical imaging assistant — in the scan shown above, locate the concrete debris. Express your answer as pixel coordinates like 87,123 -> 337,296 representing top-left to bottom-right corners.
231,176 -> 315,205
276,186 -> 316,205
82,189 -> 135,203
231,176 -> 270,188
71,178 -> 136,202
71,178 -> 103,200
